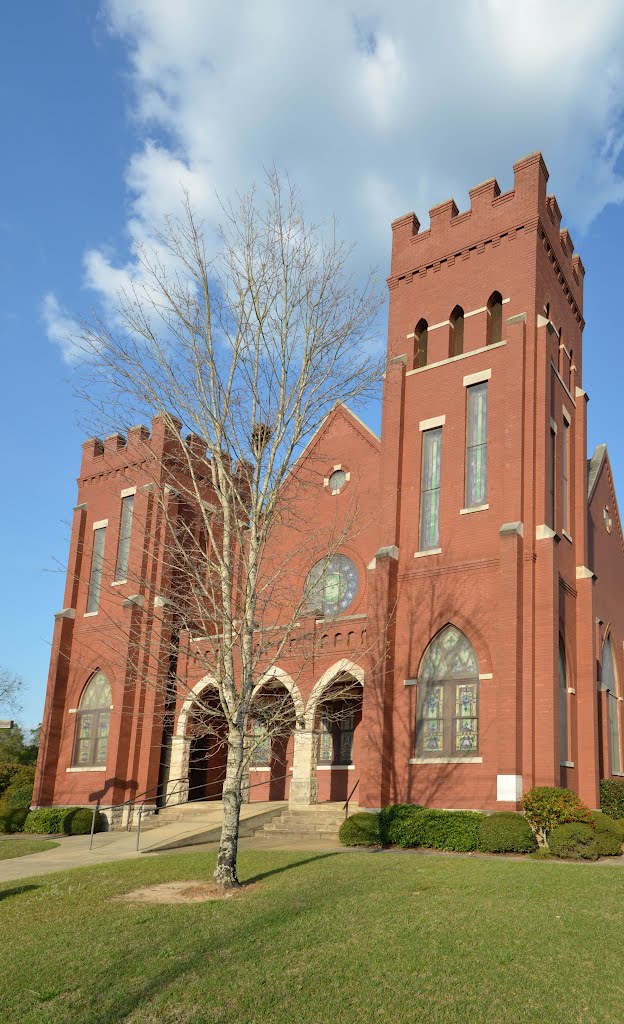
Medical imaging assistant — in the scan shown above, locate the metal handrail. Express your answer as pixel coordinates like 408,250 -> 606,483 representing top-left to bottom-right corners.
89,768 -> 295,849
343,778 -> 359,819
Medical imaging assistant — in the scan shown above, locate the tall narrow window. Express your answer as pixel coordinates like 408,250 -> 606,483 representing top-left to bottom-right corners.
602,638 -> 621,775
87,526 -> 106,613
559,637 -> 569,764
548,429 -> 556,528
449,306 -> 464,357
415,319 -> 428,369
73,670 -> 112,767
250,719 -> 270,766
465,382 -> 488,507
416,625 -> 479,759
420,428 -> 442,550
562,417 -> 569,533
114,494 -> 134,582
487,291 -> 503,346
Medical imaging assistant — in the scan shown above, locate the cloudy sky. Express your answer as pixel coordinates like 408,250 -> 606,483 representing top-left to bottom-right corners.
3,0 -> 624,725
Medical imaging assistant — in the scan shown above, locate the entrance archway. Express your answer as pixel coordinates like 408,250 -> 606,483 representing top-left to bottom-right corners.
302,661 -> 364,804
248,676 -> 300,801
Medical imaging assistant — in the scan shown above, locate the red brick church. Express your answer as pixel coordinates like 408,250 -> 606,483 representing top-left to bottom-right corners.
34,153 -> 624,821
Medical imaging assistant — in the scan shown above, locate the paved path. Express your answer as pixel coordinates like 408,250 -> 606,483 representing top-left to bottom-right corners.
0,801 -> 292,884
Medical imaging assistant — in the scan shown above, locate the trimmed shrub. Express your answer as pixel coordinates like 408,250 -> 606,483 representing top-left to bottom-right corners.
378,804 -> 424,846
548,823 -> 599,861
23,806 -> 103,836
590,812 -> 623,856
478,812 -> 538,854
522,787 -> 592,843
62,808 -> 103,836
0,807 -> 29,833
529,846 -> 554,860
392,809 -> 484,852
24,807 -> 67,834
599,778 -> 624,820
339,812 -> 381,847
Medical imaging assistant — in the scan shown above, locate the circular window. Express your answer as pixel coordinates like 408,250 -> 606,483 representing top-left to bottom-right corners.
328,469 -> 347,493
306,554 -> 358,617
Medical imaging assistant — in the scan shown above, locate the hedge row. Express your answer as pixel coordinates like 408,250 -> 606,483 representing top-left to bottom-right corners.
339,807 -> 536,854
23,807 -> 104,836
340,792 -> 624,860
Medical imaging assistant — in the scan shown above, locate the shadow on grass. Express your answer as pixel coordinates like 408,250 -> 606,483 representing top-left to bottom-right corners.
0,884 -> 40,901
243,852 -> 339,884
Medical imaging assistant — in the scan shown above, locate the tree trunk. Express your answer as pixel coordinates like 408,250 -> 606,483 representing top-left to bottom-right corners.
213,725 -> 245,888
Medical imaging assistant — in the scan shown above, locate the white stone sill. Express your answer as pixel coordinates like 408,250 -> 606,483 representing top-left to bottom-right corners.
83,611 -> 99,618
316,764 -> 355,771
560,761 -> 575,768
111,580 -> 127,587
414,548 -> 441,559
66,766 -> 106,773
460,504 -> 489,515
612,771 -> 624,778
409,757 -> 482,765
561,528 -> 573,543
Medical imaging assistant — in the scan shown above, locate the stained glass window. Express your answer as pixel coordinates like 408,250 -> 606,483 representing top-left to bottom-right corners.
602,638 -> 621,775
318,717 -> 333,762
72,671 -> 112,768
317,711 -> 356,765
416,626 -> 479,759
87,527 -> 106,613
465,383 -> 488,508
250,719 -> 271,766
114,494 -> 134,582
559,638 -> 569,763
419,428 -> 442,551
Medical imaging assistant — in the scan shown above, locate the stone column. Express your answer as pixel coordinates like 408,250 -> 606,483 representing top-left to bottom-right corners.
167,734 -> 191,803
289,728 -> 318,807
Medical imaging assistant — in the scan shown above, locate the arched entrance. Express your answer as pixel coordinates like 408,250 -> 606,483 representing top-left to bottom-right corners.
248,676 -> 300,801
187,686 -> 228,802
304,662 -> 364,804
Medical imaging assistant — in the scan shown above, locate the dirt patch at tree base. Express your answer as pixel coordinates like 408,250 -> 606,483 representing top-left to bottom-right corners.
114,880 -> 256,904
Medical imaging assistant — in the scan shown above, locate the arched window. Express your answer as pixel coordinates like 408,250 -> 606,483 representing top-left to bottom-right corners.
601,637 -> 622,775
72,670 -> 112,768
415,319 -> 428,369
559,637 -> 569,763
416,625 -> 479,759
449,306 -> 464,357
487,292 -> 503,346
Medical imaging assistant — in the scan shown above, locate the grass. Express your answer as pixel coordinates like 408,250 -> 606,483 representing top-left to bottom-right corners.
0,838 -> 60,861
2,849 -> 624,1023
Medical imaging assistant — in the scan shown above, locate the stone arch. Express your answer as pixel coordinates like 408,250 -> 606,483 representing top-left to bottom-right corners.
252,666 -> 305,724
175,675 -> 219,740
305,660 -> 365,729
413,613 -> 492,678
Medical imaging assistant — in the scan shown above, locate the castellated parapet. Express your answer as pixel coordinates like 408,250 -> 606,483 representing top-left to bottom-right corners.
390,151 -> 584,316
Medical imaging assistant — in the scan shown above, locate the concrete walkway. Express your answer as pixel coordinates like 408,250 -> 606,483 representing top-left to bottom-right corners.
0,801 -> 290,884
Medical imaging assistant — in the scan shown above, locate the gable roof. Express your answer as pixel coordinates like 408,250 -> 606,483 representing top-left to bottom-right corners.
588,443 -> 607,501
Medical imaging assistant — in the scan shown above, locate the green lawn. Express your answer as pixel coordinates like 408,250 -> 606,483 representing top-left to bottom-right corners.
0,838 -> 59,861
2,849 -> 624,1024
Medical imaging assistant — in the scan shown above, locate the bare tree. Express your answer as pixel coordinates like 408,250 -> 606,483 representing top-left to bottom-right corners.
0,667 -> 24,716
74,172 -> 384,887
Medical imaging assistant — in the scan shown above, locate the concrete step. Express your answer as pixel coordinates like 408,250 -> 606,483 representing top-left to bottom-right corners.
255,828 -> 340,842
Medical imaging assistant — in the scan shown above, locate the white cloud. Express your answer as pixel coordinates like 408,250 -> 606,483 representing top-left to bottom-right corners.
43,0 -> 624,346
41,293 -> 82,364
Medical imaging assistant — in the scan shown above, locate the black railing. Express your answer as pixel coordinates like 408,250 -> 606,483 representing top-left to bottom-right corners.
89,769 -> 294,850
343,778 -> 359,819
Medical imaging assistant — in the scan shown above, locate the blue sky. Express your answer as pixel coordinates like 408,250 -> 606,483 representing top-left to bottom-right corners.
3,0 -> 624,728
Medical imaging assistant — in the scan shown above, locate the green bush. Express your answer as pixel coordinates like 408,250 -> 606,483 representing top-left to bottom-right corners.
62,808 -> 103,836
392,809 -> 484,852
599,778 -> 624,819
23,806 -> 103,836
590,812 -> 623,856
0,763 -> 34,798
522,787 -> 592,842
378,804 -> 424,846
0,807 -> 29,833
478,812 -> 537,854
548,823 -> 599,861
339,812 -> 381,847
0,778 -> 34,810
